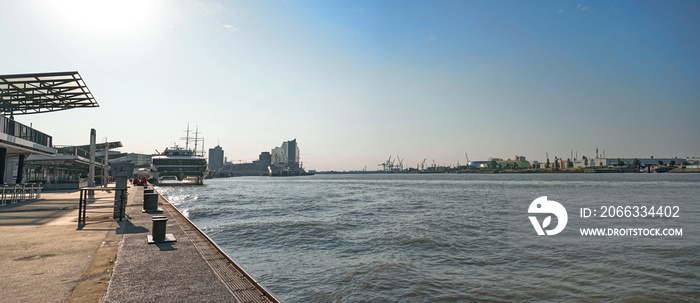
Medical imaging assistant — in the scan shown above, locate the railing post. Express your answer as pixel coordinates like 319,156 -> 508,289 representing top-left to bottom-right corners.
29,184 -> 35,199
11,185 -> 17,204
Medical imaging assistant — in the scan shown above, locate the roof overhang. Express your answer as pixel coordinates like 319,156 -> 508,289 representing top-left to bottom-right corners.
26,154 -> 108,170
0,133 -> 57,156
57,141 -> 123,153
0,71 -> 99,115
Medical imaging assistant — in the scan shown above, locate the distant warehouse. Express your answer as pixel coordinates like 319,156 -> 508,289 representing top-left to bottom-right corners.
589,158 -> 695,167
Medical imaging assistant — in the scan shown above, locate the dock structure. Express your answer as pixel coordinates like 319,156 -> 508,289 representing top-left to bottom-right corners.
0,184 -> 278,302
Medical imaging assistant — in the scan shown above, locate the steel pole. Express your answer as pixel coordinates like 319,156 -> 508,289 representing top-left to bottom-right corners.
88,129 -> 96,198
103,138 -> 109,187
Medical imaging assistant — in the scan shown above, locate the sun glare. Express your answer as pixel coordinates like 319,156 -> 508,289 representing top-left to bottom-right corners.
44,0 -> 162,38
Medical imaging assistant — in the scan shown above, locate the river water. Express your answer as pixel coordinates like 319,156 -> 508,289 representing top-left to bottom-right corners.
156,173 -> 700,302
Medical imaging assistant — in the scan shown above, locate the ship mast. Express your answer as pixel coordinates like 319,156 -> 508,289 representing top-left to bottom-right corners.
180,123 -> 204,155
193,125 -> 199,155
183,123 -> 190,150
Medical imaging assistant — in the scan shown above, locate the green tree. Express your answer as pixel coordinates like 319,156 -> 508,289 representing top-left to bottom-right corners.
490,160 -> 498,169
545,158 -> 550,168
617,158 -> 624,167
669,160 -> 676,166
633,159 -> 640,167
658,160 -> 663,166
567,158 -> 573,168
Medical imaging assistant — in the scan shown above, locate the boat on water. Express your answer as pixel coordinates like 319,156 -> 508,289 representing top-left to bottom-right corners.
150,146 -> 207,185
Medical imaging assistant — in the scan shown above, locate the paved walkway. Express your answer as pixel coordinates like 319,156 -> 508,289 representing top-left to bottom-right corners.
0,184 -> 278,303
0,189 -> 119,303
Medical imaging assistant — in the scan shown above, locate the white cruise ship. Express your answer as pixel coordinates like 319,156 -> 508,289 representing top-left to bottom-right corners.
150,146 -> 207,185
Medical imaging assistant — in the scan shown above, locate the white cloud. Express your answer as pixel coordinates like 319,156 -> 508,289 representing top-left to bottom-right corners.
223,24 -> 238,31
215,21 -> 238,32
577,4 -> 589,12
558,9 -> 564,14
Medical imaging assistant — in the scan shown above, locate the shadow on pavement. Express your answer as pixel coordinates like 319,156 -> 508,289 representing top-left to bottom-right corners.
116,218 -> 149,234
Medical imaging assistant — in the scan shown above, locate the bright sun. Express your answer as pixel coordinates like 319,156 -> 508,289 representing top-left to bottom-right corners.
44,0 -> 163,38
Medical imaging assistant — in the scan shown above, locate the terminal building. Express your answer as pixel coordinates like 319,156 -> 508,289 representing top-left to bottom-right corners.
25,142 -> 122,189
0,72 -> 100,190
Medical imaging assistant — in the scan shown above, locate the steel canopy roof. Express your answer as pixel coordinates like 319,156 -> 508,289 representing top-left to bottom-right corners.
0,71 -> 99,115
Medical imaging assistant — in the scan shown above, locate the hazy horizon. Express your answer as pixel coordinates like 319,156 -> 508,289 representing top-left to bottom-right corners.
2,0 -> 698,171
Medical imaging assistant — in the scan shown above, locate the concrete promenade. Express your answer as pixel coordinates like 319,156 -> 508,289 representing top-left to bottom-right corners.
0,184 -> 278,303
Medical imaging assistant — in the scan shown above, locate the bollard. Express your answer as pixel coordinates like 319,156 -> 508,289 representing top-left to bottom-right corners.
144,189 -> 154,194
143,193 -> 161,212
152,216 -> 167,241
147,216 -> 176,244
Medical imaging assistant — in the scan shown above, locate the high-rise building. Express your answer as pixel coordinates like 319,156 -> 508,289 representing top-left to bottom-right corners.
208,145 -> 224,171
271,139 -> 299,166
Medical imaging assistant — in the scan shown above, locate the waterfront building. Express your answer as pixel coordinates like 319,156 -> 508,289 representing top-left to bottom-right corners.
590,158 -> 692,167
271,139 -> 300,166
232,151 -> 272,176
228,139 -> 308,177
0,72 -> 99,185
208,145 -> 224,171
269,139 -> 309,176
468,161 -> 490,169
573,159 -> 586,168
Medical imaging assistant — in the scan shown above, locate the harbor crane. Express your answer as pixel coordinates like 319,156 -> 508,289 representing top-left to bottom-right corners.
378,155 -> 393,172
396,156 -> 404,171
421,158 -> 427,170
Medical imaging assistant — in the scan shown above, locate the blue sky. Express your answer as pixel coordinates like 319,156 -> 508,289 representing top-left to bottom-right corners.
1,0 -> 698,170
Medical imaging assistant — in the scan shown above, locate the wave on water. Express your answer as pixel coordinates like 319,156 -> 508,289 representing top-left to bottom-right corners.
157,174 -> 700,302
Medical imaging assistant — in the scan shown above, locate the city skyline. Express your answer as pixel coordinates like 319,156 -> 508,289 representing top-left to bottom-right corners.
1,0 -> 698,171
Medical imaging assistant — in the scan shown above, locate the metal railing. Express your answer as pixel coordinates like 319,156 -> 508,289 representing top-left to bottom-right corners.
0,184 -> 42,206
0,115 -> 53,147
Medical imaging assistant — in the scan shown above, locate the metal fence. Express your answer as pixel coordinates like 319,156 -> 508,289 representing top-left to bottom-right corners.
0,184 -> 42,206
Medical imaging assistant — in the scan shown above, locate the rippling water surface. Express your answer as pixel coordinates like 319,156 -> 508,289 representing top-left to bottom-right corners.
156,173 -> 700,302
